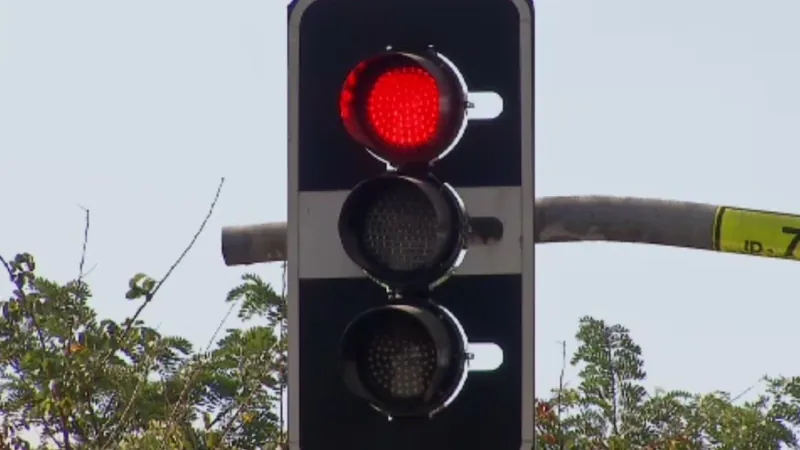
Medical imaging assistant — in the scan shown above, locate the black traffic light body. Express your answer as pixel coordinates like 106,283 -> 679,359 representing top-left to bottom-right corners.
287,0 -> 534,449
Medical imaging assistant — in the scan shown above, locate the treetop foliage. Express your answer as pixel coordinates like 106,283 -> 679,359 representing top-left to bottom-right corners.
0,252 -> 287,449
2,242 -> 800,450
536,316 -> 800,449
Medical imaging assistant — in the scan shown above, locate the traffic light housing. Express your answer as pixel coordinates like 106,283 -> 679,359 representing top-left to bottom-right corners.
335,50 -> 472,420
288,0 -> 534,448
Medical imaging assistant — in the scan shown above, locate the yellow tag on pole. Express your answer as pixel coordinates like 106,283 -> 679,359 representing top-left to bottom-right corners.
714,207 -> 800,259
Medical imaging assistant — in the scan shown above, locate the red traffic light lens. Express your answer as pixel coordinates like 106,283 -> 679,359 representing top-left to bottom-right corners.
366,67 -> 440,150
340,52 -> 466,166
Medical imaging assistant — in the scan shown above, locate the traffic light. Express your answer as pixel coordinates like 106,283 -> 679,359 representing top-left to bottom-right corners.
336,50 -> 471,420
287,0 -> 534,449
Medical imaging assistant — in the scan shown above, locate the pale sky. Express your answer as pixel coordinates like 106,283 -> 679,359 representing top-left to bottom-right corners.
3,0 -> 800,408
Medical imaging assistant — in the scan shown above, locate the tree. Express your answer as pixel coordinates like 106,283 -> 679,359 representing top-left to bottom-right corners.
8,244 -> 800,449
535,316 -> 800,449
0,252 -> 287,450
115,271 -> 289,449
0,252 -> 194,450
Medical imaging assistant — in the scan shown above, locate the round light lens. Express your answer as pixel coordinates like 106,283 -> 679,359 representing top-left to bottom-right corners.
361,180 -> 445,272
365,67 -> 440,151
340,304 -> 467,418
340,52 -> 466,166
338,174 -> 467,290
362,314 -> 438,399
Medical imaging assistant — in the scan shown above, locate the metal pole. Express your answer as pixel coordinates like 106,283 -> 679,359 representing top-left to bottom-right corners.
222,222 -> 289,266
221,195 -> 798,266
533,196 -> 715,251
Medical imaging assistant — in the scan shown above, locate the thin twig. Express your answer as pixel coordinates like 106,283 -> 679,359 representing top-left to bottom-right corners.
99,347 -> 161,450
278,261 -> 287,443
81,263 -> 98,278
205,300 -> 237,353
604,332 -> 620,436
97,178 -> 226,446
164,357 -> 208,442
206,402 -> 237,431
0,256 -> 11,280
98,177 -> 225,374
167,278 -> 247,438
731,380 -> 760,403
557,340 -> 566,450
218,381 -> 260,444
172,298 -> 241,432
118,177 -> 226,343
76,205 -> 90,281
150,177 -> 225,301
70,207 -> 103,442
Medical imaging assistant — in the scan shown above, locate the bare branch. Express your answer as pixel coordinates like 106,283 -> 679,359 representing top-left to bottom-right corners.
160,292 -> 241,432
218,386 -> 259,445
81,263 -> 98,278
165,245 -> 262,437
167,276 -> 247,438
98,178 -> 226,445
0,256 -> 10,279
731,379 -> 760,403
76,205 -> 90,281
112,177 -> 225,356
205,299 -> 237,353
119,177 -> 226,342
153,177 -> 226,300
99,349 -> 159,450
557,340 -> 566,450
70,206 -> 102,442
278,261 -> 287,441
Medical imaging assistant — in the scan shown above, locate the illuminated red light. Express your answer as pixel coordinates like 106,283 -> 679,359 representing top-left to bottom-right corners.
365,67 -> 440,151
339,52 -> 466,166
